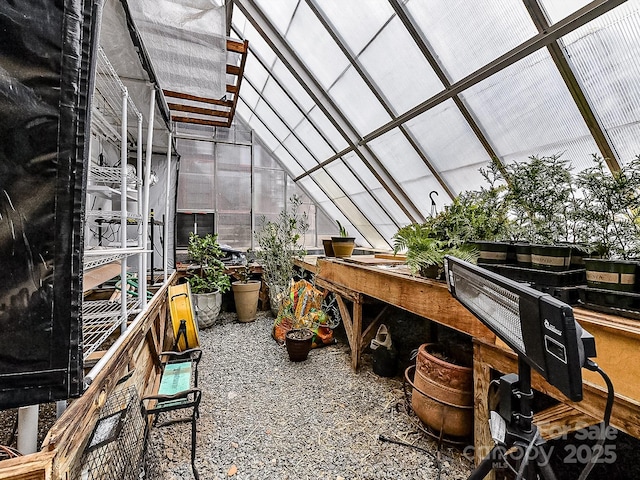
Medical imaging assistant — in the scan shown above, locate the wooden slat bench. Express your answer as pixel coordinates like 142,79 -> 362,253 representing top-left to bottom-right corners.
141,348 -> 202,479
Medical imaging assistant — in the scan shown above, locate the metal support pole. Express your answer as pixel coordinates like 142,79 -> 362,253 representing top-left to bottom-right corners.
164,130 -> 172,282
120,87 -> 129,334
137,114 -> 144,297
141,86 -> 156,301
17,405 -> 39,454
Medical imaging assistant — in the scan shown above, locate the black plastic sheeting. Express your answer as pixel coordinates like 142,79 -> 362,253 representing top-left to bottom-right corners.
0,0 -> 98,409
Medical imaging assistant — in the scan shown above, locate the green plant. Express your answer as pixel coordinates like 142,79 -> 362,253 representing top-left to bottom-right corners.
336,220 -> 349,238
186,232 -> 231,294
575,155 -> 640,259
254,195 -> 309,305
235,260 -> 255,284
392,223 -> 477,277
500,154 -> 580,244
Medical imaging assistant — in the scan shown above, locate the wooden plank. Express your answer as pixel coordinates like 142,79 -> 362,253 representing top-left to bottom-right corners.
171,116 -> 228,128
42,274 -> 178,478
343,255 -> 405,265
167,103 -> 230,119
374,253 -> 407,261
474,339 -> 640,440
473,342 -> 494,477
316,258 -> 495,341
533,403 -> 599,440
227,40 -> 249,128
315,276 -> 361,303
83,262 -> 121,292
163,89 -> 232,107
0,451 -> 54,480
336,295 -> 354,355
227,38 -> 247,53
352,299 -> 363,371
226,64 -> 241,76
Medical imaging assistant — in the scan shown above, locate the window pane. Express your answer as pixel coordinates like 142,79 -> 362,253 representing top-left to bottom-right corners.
404,99 -> 489,194
308,105 -> 348,152
253,0 -> 297,35
406,0 -> 537,82
262,77 -> 304,129
218,212 -> 251,249
293,117 -> 334,161
560,2 -> 640,165
539,0 -> 591,24
271,60 -> 316,113
254,168 -> 286,215
316,0 -> 393,55
368,128 -> 451,218
360,16 -> 444,115
460,50 -> 600,171
285,1 -> 350,90
328,66 -> 391,136
254,99 -> 291,141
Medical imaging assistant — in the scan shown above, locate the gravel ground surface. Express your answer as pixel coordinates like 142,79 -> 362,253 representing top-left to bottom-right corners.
144,311 -> 473,480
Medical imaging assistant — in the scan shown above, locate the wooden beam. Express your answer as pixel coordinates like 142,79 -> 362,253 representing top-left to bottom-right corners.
228,40 -> 249,127
163,89 -> 232,108
171,116 -> 229,128
534,403 -> 599,440
0,450 -> 54,480
226,64 -> 241,76
167,103 -> 230,119
474,339 -> 640,440
227,38 -> 247,53
226,84 -> 238,94
316,258 -> 495,341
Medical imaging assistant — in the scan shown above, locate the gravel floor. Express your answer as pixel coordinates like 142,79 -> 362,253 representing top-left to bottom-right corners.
144,311 -> 473,480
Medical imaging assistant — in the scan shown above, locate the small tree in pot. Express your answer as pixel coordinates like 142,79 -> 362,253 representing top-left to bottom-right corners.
576,155 -> 640,292
254,195 -> 309,315
187,232 -> 231,328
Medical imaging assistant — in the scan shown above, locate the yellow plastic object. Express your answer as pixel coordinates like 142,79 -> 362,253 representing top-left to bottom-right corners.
168,283 -> 200,351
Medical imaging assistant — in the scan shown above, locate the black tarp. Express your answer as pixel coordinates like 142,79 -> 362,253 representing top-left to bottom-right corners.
0,0 -> 98,408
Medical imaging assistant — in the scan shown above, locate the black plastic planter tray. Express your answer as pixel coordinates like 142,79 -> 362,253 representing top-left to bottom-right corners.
480,263 -> 586,287
536,285 -> 583,305
577,286 -> 640,320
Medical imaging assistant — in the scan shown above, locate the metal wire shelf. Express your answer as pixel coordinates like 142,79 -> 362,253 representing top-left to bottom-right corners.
86,210 -> 143,223
82,297 -> 141,360
83,252 -> 129,270
89,165 -> 141,188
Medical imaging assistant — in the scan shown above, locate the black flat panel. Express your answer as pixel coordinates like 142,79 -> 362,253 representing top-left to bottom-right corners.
0,0 -> 98,408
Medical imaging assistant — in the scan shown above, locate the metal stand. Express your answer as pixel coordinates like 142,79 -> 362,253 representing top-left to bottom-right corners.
469,358 -> 558,480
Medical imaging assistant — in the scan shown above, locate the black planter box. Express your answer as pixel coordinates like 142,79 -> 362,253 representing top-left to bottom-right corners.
481,263 -> 586,288
577,286 -> 640,320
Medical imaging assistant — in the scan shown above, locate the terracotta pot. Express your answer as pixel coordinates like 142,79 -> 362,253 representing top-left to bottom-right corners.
285,329 -> 313,362
232,280 -> 261,322
408,343 -> 473,438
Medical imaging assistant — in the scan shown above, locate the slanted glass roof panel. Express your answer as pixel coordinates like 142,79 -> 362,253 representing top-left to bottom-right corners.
540,0 -> 591,24
328,66 -> 392,137
238,78 -> 261,111
441,162 -> 492,196
368,128 -> 450,218
308,106 -> 348,152
294,118 -> 334,161
342,153 -> 411,227
282,133 -> 318,170
243,54 -> 271,96
271,60 -> 316,113
324,157 -> 399,241
405,0 -> 537,82
262,78 -> 304,129
359,16 -> 444,115
233,11 -> 277,68
237,101 -> 278,151
405,99 -> 489,193
560,2 -> 640,165
271,145 -> 305,178
285,1 -> 350,90
460,49 -> 600,171
316,0 -> 393,55
253,0 -> 297,35
254,99 -> 291,141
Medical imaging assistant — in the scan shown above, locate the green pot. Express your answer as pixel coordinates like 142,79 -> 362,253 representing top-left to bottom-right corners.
475,241 -> 509,265
584,258 -> 638,293
530,245 -> 571,272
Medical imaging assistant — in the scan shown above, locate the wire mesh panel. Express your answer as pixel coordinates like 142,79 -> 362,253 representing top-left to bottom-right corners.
75,385 -> 145,480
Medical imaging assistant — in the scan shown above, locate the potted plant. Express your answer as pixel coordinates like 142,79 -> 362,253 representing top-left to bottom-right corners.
285,328 -> 314,362
254,195 -> 309,315
392,222 -> 478,279
231,257 -> 261,323
500,155 -> 583,271
331,220 -> 356,258
186,232 -> 231,329
576,155 -> 640,293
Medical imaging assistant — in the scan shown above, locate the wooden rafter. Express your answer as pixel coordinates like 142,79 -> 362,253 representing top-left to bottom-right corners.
164,38 -> 249,128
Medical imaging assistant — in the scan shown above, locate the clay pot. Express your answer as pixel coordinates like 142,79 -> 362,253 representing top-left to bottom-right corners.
285,329 -> 313,362
408,343 -> 473,438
